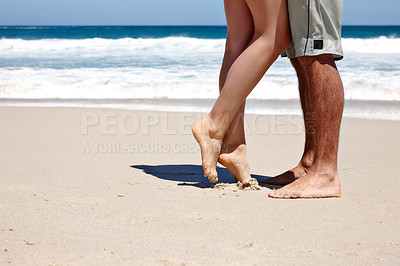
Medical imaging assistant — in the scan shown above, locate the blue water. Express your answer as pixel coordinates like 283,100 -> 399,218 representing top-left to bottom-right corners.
0,26 -> 227,40
1,25 -> 400,40
0,26 -> 400,120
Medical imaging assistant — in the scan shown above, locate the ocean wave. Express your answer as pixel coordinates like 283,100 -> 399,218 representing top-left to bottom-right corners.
0,67 -> 399,101
0,67 -> 292,99
0,36 -> 399,102
342,36 -> 400,54
0,37 -> 399,59
0,37 -> 225,59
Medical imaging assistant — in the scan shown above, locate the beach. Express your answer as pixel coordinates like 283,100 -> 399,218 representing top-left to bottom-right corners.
1,107 -> 399,265
1,25 -> 399,265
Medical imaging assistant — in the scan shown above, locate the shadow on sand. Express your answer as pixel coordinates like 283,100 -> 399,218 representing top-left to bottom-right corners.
131,164 -> 273,189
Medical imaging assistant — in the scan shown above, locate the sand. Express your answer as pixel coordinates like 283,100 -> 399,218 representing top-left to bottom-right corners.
0,107 -> 399,265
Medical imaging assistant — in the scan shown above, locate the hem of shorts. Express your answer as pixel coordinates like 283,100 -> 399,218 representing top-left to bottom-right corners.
287,50 -> 344,61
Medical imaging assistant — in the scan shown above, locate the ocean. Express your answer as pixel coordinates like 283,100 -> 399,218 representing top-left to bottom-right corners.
1,26 -> 399,120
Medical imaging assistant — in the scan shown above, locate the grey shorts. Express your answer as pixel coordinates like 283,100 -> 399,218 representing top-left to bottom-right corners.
282,0 -> 344,60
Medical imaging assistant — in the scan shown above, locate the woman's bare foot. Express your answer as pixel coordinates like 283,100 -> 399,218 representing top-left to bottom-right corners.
268,169 -> 341,199
262,163 -> 308,186
192,118 -> 224,183
218,143 -> 251,183
263,155 -> 313,185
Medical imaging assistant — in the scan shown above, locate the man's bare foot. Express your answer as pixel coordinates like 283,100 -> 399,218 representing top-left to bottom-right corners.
268,169 -> 341,199
192,119 -> 224,183
218,143 -> 251,183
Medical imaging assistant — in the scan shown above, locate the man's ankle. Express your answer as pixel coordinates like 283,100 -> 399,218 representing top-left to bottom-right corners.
309,162 -> 338,178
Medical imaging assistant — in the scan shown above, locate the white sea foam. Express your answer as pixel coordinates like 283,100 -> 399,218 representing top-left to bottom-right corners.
0,66 -> 398,101
0,67 -> 298,99
0,37 -> 225,61
0,37 -> 399,103
341,37 -> 400,54
1,36 -> 399,58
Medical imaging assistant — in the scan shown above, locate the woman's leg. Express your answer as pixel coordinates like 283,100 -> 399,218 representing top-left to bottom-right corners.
193,0 -> 291,182
218,0 -> 254,183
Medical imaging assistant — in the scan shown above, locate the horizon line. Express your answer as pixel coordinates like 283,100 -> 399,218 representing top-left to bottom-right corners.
1,24 -> 400,27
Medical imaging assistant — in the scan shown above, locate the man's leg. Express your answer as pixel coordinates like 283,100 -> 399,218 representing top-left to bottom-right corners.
264,57 -> 315,185
269,54 -> 343,198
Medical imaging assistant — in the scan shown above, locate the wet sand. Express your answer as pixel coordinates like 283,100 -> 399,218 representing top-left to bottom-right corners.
1,107 -> 399,265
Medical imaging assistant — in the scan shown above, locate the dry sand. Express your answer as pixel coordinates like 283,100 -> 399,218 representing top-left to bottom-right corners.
1,107 -> 399,265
